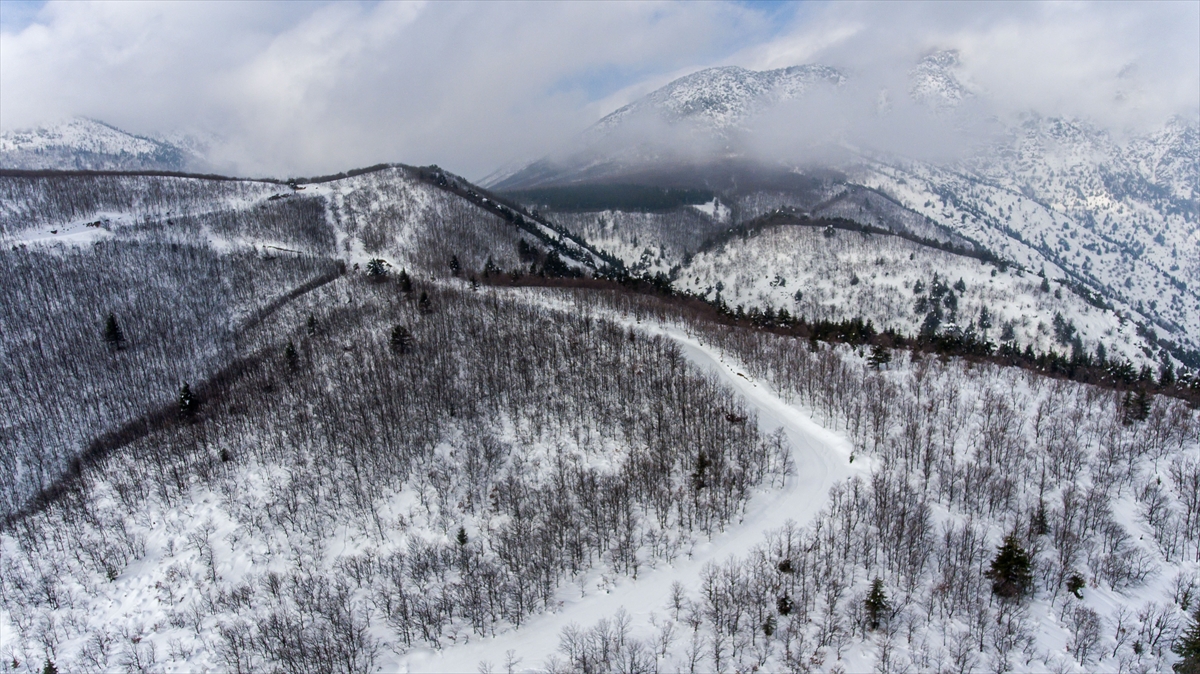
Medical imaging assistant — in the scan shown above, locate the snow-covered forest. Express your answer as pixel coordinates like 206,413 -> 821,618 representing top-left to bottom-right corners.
0,166 -> 1196,674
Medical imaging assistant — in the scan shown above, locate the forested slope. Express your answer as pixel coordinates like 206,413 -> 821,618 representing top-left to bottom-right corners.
0,167 -> 1196,674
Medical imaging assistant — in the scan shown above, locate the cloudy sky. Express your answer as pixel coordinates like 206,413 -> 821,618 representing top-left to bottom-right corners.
1,0 -> 1196,179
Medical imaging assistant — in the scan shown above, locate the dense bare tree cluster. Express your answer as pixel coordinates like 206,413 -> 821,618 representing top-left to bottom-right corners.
0,278 -> 791,671
535,291 -> 1199,672
0,175 -> 279,235
0,239 -> 339,516
2,170 -> 1196,673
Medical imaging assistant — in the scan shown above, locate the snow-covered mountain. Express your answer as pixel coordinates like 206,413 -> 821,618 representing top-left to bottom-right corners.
0,118 -> 210,172
494,53 -> 1200,367
591,64 -> 845,137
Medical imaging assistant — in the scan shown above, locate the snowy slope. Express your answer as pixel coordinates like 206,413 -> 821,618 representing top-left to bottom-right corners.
0,118 -> 205,171
399,317 -> 857,673
675,224 -> 1155,366
591,64 -> 845,138
494,52 -> 1200,363
853,118 -> 1199,359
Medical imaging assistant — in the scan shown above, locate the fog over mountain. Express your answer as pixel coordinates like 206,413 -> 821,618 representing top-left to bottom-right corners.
3,4 -> 1200,674
1,1 -> 1195,179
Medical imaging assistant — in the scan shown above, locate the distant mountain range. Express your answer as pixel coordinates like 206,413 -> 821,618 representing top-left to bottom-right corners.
2,53 -> 1196,365
0,118 -> 212,172
489,51 -> 1200,365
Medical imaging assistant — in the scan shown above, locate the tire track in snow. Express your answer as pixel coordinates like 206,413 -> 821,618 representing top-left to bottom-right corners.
396,323 -> 856,673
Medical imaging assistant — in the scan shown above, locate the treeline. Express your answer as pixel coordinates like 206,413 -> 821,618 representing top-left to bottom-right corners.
500,270 -> 1200,405
504,184 -> 715,213
696,209 -> 1002,267
0,174 -> 278,235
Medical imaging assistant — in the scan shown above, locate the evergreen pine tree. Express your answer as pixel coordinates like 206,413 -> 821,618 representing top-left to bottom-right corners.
865,577 -> 890,630
103,313 -> 125,347
1041,276 -> 1051,292
920,309 -> 942,337
986,534 -> 1033,600
868,344 -> 892,370
978,306 -> 993,331
42,660 -> 57,674
776,594 -> 793,616
1066,573 -> 1086,599
953,278 -> 967,292
285,341 -> 299,371
1124,389 -> 1151,423
390,325 -> 413,354
306,313 -> 318,336
366,258 -> 387,281
456,526 -> 469,547
691,451 -> 711,491
1161,360 -> 1177,387
449,255 -> 461,276
179,383 -> 197,419
484,256 -> 499,277
398,269 -> 413,293
1174,603 -> 1200,674
418,291 -> 432,314
1032,499 -> 1049,536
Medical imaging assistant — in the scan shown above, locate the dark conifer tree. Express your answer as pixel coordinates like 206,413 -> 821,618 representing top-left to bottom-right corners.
306,313 -> 318,336
978,306 -> 993,331
1067,574 -> 1085,599
456,526 -> 468,547
986,535 -> 1033,600
398,269 -> 413,293
366,258 -> 388,281
103,313 -> 125,348
776,594 -> 793,616
449,255 -> 461,276
418,292 -> 432,315
865,577 -> 889,630
868,344 -> 892,370
284,341 -> 299,371
1031,499 -> 1049,537
179,383 -> 197,419
1161,360 -> 1177,387
1124,389 -> 1151,424
1175,603 -> 1200,674
390,325 -> 413,354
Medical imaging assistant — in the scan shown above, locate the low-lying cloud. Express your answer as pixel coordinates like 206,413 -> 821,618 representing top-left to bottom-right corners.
1,1 -> 1195,180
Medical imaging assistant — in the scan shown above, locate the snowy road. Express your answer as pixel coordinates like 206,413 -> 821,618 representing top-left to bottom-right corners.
395,324 -> 855,673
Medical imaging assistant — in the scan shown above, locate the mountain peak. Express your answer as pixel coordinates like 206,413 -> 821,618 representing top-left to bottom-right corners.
909,49 -> 973,110
0,117 -> 205,171
592,63 -> 845,135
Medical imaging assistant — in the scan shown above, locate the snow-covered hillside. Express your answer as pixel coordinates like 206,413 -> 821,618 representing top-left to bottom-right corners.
495,52 -> 1200,367
0,118 -> 206,172
591,64 -> 845,138
679,224 -> 1155,366
854,114 -> 1199,360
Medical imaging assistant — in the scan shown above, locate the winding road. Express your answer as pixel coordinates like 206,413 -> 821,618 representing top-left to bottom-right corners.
395,322 -> 856,673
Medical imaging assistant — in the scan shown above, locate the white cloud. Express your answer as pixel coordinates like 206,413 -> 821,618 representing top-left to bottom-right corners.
738,1 -> 1200,132
1,1 -> 772,178
1,1 -> 1195,179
